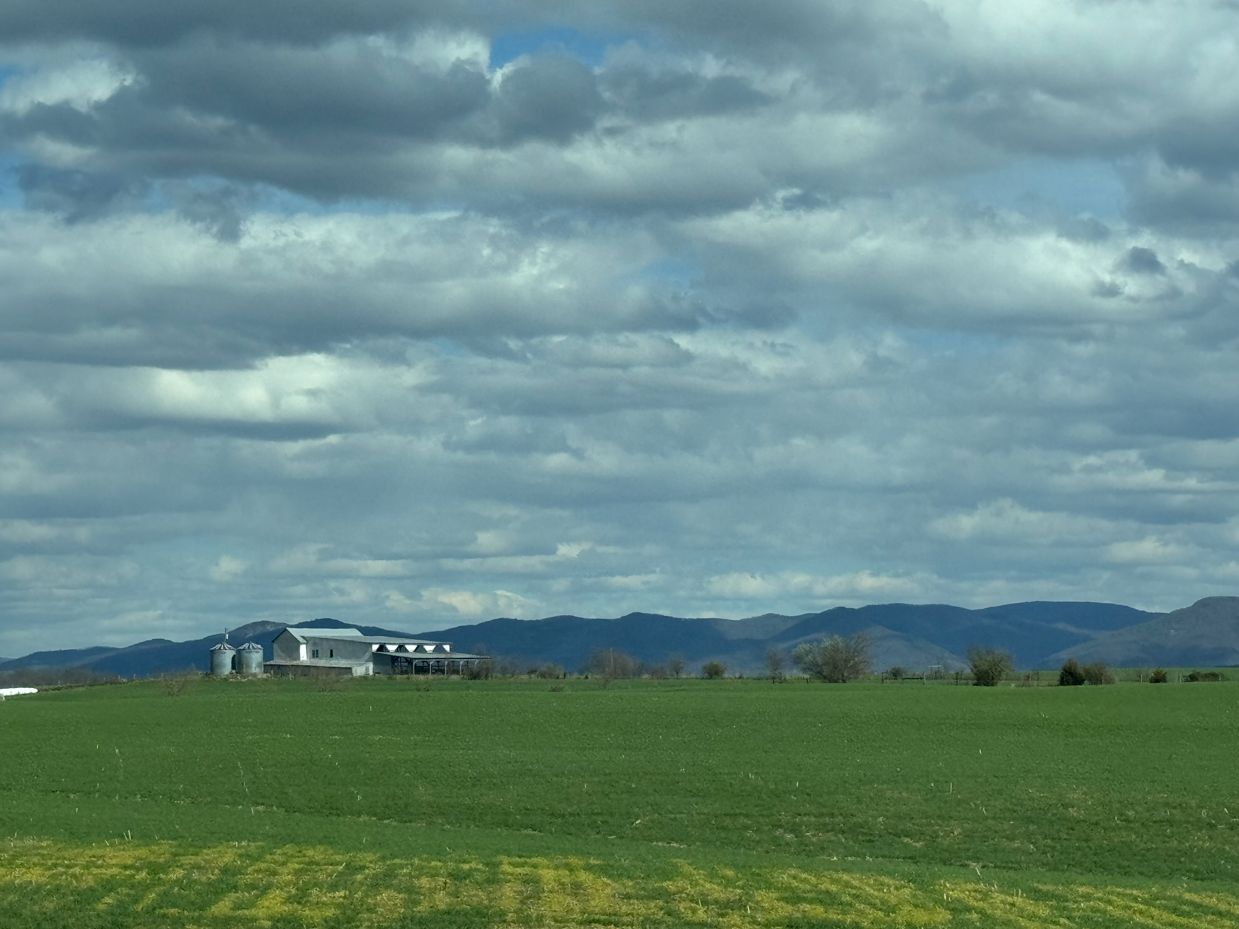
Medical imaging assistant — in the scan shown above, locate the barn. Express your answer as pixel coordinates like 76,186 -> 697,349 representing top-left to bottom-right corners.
265,627 -> 486,677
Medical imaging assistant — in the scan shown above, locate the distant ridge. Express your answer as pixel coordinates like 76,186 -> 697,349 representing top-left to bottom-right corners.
416,601 -> 1160,674
1048,597 -> 1239,668
4,598 -> 1228,679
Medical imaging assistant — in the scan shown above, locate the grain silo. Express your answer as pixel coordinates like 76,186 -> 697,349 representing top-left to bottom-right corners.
236,641 -> 264,676
209,638 -> 236,677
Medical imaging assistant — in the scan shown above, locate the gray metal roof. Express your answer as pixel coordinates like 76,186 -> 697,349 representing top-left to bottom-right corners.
282,627 -> 447,646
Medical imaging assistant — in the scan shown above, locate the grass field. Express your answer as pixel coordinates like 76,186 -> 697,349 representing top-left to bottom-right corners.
2,677 -> 1238,927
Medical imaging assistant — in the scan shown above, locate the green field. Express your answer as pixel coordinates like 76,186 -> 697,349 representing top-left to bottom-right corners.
2,677 -> 1238,927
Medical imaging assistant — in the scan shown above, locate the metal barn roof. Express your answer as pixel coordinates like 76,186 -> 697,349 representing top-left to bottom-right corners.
282,627 -> 447,646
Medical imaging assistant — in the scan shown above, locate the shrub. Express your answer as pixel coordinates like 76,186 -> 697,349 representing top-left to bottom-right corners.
535,663 -> 565,680
967,646 -> 1012,687
885,666 -> 906,681
701,661 -> 726,679
463,659 -> 493,680
159,671 -> 195,697
1083,662 -> 1115,685
1058,659 -> 1086,687
792,633 -> 872,683
309,668 -> 349,692
667,654 -> 686,678
1184,670 -> 1226,682
1149,667 -> 1168,683
646,665 -> 668,680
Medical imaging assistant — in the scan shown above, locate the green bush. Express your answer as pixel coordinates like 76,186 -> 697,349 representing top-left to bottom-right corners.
967,646 -> 1012,687
1149,667 -> 1168,683
1058,659 -> 1086,686
1083,662 -> 1115,685
701,661 -> 726,680
1184,670 -> 1226,682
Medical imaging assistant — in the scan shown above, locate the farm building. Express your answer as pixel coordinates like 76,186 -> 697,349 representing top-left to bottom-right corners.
265,627 -> 486,677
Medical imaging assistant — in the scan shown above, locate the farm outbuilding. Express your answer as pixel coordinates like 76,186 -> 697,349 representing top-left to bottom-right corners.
265,628 -> 486,677
236,641 -> 264,676
209,640 -> 236,677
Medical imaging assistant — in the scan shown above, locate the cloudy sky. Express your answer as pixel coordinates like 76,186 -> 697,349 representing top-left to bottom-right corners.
2,0 -> 1238,655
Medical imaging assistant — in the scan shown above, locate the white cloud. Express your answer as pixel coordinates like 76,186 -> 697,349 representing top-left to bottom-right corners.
387,587 -> 540,618
708,570 -> 926,602
1105,536 -> 1191,565
2,2 -> 1239,654
208,555 -> 248,582
928,499 -> 1116,545
0,57 -> 136,115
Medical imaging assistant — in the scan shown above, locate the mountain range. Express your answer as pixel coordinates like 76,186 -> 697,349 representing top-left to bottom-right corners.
3,596 -> 1237,680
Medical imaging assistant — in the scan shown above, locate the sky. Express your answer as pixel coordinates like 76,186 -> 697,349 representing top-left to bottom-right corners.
1,1 -> 1238,656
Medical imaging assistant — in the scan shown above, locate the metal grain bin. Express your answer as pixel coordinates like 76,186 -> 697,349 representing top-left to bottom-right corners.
209,641 -> 236,677
236,642 -> 264,676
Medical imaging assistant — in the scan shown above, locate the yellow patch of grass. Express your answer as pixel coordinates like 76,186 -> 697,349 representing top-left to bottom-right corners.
5,837 -> 1239,927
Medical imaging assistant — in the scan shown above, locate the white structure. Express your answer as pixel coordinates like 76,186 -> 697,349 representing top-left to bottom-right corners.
266,628 -> 485,677
0,687 -> 38,699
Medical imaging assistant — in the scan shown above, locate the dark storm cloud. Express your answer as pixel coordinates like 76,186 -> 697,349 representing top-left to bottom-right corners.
600,65 -> 772,122
132,38 -> 493,140
1122,246 -> 1165,275
489,54 -> 602,143
0,0 -> 445,47
16,164 -> 148,221
0,45 -> 613,204
0,0 -> 931,52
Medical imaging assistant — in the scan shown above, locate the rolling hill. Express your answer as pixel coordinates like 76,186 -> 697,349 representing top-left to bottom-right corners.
1047,597 -> 1239,668
392,600 -> 1163,674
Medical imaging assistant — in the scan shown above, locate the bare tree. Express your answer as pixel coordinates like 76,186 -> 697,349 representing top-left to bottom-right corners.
667,653 -> 686,679
585,648 -> 639,681
792,632 -> 872,683
765,648 -> 786,682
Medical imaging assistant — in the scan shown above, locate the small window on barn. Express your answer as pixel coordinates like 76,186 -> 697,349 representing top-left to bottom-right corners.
329,649 -> 334,658
312,649 -> 319,658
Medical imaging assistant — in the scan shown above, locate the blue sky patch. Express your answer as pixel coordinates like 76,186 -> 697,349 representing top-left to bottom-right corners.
489,26 -> 629,69
951,157 -> 1127,220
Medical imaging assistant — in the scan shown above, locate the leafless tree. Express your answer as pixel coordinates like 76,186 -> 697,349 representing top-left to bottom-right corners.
792,632 -> 872,683
765,648 -> 786,682
586,648 -> 640,681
